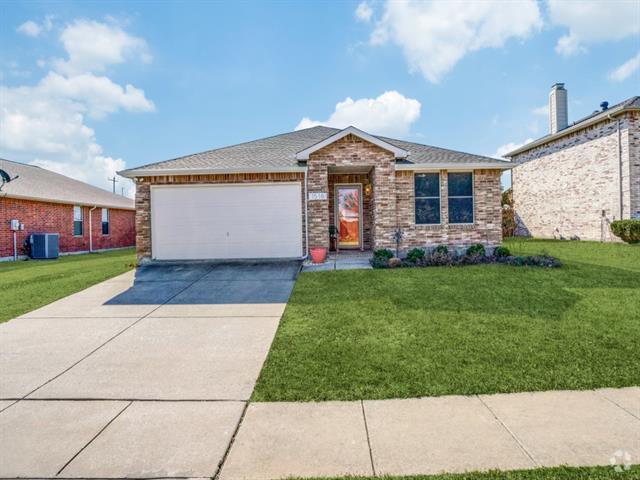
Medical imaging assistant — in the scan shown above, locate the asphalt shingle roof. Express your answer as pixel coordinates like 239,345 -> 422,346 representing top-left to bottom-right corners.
120,126 -> 509,175
0,159 -> 134,210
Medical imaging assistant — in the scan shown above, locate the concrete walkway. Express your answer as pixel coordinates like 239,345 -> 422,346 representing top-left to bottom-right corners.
0,262 -> 299,479
219,388 -> 639,479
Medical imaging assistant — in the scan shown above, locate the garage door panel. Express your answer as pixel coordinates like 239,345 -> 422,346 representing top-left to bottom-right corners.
151,183 -> 302,260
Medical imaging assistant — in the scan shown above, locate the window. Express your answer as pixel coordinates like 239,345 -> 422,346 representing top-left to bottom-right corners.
73,206 -> 83,236
414,173 -> 440,224
101,208 -> 109,235
448,172 -> 474,224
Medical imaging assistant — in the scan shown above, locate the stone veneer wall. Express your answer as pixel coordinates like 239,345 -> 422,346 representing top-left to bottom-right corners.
395,169 -> 502,250
328,173 -> 373,250
307,134 -> 396,249
511,111 -> 639,241
134,172 -> 305,261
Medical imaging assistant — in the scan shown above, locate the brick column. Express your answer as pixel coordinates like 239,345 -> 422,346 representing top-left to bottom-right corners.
307,162 -> 329,248
371,162 -> 397,249
135,178 -> 151,262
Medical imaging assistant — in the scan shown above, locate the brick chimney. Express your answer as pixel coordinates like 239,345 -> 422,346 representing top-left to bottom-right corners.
549,83 -> 568,134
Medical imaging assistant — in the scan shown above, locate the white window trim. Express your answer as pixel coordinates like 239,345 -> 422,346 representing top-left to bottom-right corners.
447,171 -> 475,225
73,205 -> 84,237
414,172 -> 442,225
101,208 -> 110,236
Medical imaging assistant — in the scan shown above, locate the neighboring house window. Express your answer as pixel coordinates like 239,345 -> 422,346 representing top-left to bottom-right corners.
448,172 -> 474,224
415,173 -> 441,224
102,208 -> 109,235
73,206 -> 83,236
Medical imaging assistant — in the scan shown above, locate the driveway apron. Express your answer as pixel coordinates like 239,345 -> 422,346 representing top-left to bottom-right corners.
0,261 -> 299,478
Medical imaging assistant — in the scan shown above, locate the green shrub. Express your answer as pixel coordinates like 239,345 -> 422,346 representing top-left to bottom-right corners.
370,256 -> 390,269
494,246 -> 511,258
610,219 -> 640,244
373,248 -> 394,260
405,248 -> 426,263
433,245 -> 449,254
466,244 -> 486,256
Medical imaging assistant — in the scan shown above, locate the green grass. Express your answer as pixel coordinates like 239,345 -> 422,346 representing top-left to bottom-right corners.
0,248 -> 136,323
297,465 -> 639,479
253,239 -> 640,401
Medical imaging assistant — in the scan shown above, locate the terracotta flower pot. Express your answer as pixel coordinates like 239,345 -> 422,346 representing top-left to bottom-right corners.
310,247 -> 328,264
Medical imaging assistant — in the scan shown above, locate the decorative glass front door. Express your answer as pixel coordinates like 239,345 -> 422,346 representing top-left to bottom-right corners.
336,185 -> 362,249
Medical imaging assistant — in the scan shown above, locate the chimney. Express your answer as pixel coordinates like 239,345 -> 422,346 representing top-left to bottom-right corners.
549,83 -> 568,134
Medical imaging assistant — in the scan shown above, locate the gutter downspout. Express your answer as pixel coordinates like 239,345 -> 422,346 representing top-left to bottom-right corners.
89,206 -> 97,252
303,167 -> 309,259
608,114 -> 624,220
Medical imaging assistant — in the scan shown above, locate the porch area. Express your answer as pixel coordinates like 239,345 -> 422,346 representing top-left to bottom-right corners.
302,249 -> 372,272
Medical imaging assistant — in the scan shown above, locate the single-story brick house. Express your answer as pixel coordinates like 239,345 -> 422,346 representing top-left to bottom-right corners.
506,84 -> 639,241
0,159 -> 135,261
119,126 -> 511,262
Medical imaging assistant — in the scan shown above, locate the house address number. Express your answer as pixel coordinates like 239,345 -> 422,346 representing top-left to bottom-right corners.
308,192 -> 328,201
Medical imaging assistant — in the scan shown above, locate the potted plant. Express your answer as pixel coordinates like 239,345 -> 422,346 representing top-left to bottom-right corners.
329,225 -> 338,251
310,246 -> 328,264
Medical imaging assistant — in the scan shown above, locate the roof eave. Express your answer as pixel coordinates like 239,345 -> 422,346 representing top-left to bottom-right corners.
396,162 -> 513,171
118,165 -> 308,178
505,105 -> 640,157
2,192 -> 135,210
294,126 -> 409,160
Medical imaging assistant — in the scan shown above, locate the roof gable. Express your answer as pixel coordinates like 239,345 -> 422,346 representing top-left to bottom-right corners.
294,126 -> 408,160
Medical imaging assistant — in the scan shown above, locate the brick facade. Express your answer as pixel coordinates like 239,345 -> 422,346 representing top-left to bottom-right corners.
511,111 -> 640,241
0,197 -> 135,259
133,135 -> 504,261
396,169 -> 502,251
134,172 -> 305,261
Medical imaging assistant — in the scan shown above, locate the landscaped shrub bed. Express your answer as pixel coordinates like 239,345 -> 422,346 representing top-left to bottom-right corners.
610,219 -> 640,244
371,244 -> 561,269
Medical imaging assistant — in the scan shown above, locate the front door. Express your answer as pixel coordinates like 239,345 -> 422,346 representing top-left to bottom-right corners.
335,184 -> 362,249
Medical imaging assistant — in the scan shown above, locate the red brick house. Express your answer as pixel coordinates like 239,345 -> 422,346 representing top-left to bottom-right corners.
1,159 -> 135,260
119,126 -> 511,262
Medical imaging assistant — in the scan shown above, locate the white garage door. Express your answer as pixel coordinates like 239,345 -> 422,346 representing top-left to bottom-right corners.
151,183 -> 302,260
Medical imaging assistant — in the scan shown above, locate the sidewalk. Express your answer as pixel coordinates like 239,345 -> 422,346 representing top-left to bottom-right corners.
220,387 -> 639,480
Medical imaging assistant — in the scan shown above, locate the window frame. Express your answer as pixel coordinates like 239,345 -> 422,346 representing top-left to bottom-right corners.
414,172 -> 441,225
73,205 -> 83,237
101,208 -> 110,236
447,171 -> 475,225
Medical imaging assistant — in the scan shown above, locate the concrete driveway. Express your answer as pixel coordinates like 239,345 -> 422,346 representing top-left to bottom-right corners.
0,261 -> 299,479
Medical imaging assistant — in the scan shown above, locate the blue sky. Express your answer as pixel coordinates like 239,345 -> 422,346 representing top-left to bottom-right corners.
1,0 -> 639,194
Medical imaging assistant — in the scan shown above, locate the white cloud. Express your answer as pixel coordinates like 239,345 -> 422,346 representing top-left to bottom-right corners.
548,0 -> 640,56
16,16 -> 54,38
0,19 -> 153,197
54,19 -> 151,75
369,0 -> 542,83
492,138 -> 534,159
609,51 -> 640,82
295,91 -> 421,137
355,2 -> 374,23
532,105 -> 548,116
17,20 -> 42,37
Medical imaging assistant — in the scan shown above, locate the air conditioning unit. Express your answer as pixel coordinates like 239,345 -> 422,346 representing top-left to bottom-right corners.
29,233 -> 60,259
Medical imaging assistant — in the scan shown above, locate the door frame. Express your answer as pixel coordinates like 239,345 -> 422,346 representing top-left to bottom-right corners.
334,183 -> 363,250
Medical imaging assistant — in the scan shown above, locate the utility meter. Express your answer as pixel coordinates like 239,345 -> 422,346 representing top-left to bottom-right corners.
10,219 -> 20,231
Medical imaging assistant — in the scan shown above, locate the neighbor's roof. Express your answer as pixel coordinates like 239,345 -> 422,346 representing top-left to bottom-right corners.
506,95 -> 640,157
0,159 -> 135,210
119,126 -> 511,177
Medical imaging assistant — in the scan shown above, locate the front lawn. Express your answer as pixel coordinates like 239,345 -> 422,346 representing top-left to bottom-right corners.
253,239 -> 639,401
298,465 -> 638,480
0,248 -> 136,323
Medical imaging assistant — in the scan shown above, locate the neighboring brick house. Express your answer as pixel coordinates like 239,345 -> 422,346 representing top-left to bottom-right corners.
506,84 -> 640,241
120,126 -> 510,262
0,159 -> 135,260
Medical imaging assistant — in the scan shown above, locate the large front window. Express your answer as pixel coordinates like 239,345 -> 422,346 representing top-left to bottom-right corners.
448,172 -> 474,224
415,173 -> 440,224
